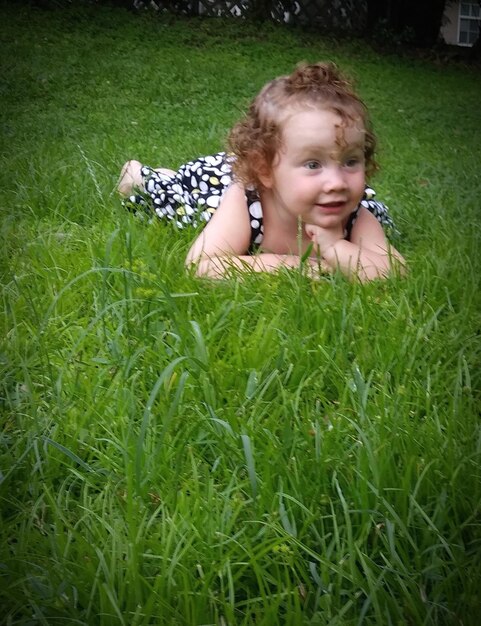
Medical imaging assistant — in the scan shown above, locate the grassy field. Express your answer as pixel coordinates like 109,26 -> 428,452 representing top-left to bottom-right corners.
1,2 -> 481,625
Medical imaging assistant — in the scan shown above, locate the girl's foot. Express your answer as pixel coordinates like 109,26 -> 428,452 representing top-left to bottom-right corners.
117,159 -> 143,196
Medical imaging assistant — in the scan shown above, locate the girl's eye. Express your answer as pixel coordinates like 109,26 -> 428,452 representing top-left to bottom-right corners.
345,156 -> 363,168
305,161 -> 320,170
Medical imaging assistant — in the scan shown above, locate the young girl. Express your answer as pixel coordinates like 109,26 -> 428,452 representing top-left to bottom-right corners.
118,62 -> 405,281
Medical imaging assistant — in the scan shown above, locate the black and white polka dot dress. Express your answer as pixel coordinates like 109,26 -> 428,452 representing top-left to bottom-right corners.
123,151 -> 397,248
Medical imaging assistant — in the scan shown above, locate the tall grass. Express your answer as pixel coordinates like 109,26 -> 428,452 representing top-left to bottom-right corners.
1,2 -> 480,625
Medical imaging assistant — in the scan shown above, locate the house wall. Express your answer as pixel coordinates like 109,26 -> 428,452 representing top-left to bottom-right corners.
440,2 -> 460,45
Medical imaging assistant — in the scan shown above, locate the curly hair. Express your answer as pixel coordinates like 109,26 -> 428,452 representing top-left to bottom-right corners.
228,62 -> 378,188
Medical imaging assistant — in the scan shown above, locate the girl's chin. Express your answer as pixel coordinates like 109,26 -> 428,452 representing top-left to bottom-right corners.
309,206 -> 352,224
309,215 -> 345,228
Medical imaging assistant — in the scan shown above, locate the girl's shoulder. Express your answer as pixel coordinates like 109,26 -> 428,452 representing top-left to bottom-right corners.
347,186 -> 399,241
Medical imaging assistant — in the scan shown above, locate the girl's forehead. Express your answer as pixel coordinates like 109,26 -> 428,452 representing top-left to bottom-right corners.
280,108 -> 365,144
280,104 -> 363,127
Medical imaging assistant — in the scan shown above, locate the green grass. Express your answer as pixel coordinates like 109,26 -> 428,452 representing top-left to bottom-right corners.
1,2 -> 481,625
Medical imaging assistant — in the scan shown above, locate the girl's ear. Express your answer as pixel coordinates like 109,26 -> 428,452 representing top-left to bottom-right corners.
257,159 -> 273,189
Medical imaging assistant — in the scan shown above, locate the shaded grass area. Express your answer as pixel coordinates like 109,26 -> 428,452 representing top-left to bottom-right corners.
1,2 -> 481,625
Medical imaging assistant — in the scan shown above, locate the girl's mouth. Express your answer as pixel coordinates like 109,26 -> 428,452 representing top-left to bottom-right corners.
317,201 -> 345,213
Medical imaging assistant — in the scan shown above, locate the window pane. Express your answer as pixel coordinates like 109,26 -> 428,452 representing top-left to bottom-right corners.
469,25 -> 480,44
459,29 -> 468,44
459,2 -> 480,17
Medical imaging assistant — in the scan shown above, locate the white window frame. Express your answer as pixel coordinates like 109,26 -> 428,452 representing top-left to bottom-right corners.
458,1 -> 481,46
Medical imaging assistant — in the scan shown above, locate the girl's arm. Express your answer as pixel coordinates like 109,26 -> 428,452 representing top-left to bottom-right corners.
307,207 -> 406,281
186,183 -> 323,278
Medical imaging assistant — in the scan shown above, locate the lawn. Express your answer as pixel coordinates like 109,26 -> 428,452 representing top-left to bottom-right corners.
1,2 -> 480,625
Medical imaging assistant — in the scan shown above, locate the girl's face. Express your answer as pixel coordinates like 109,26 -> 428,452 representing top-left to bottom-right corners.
261,107 -> 366,230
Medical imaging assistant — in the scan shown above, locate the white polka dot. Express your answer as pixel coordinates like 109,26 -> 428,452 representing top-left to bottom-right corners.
249,201 -> 262,219
251,219 -> 259,229
191,175 -> 197,187
199,181 -> 209,192
206,195 -> 221,209
254,233 -> 263,244
220,175 -> 231,185
205,155 -> 222,166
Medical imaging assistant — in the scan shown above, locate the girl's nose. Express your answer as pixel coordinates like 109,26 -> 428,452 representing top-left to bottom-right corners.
323,166 -> 347,191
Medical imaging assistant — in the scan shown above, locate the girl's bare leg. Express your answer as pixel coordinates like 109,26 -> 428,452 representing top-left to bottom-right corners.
154,167 -> 176,176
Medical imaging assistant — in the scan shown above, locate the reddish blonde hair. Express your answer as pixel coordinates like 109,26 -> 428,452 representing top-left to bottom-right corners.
228,62 -> 378,187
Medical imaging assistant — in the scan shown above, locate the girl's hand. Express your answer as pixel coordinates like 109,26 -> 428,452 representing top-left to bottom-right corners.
305,223 -> 344,256
306,208 -> 406,281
